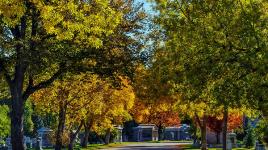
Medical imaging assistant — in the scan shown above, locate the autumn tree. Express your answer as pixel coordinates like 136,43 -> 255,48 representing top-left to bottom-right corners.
78,0 -> 146,146
131,98 -> 180,140
153,0 -> 268,149
32,74 -> 135,149
132,59 -> 182,140
0,0 -> 124,149
207,113 -> 243,144
83,77 -> 135,146
207,116 -> 223,144
32,73 -> 107,150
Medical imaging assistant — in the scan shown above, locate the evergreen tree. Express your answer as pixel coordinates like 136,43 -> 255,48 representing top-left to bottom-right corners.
243,122 -> 255,148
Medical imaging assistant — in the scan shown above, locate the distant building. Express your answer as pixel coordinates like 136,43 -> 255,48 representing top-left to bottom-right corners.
164,124 -> 191,141
132,124 -> 158,141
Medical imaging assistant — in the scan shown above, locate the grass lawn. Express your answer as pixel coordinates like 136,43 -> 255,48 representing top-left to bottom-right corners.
179,144 -> 254,150
29,142 -> 139,150
33,141 -> 192,150
78,142 -> 141,150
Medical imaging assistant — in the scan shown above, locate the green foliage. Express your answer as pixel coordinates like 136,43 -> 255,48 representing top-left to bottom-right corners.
24,101 -> 34,136
152,0 -> 267,118
243,123 -> 255,148
255,119 -> 268,145
0,105 -> 10,138
188,122 -> 201,143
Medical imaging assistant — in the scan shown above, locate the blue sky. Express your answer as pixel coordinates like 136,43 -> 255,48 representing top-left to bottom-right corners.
136,0 -> 155,14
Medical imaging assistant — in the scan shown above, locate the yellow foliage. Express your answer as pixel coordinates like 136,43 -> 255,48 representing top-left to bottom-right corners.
31,73 -> 135,133
0,0 -> 122,47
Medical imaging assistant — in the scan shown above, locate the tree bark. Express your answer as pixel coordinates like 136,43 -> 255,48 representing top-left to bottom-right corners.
222,107 -> 228,150
55,104 -> 67,150
81,127 -> 90,148
193,126 -> 197,144
200,122 -> 207,150
68,121 -> 84,150
104,128 -> 111,145
81,119 -> 93,148
10,61 -> 27,150
158,124 -> 164,141
195,114 -> 207,150
10,89 -> 25,150
216,132 -> 220,144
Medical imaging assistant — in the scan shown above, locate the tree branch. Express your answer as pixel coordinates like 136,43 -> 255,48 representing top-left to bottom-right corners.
72,120 -> 84,136
22,63 -> 66,101
194,112 -> 202,128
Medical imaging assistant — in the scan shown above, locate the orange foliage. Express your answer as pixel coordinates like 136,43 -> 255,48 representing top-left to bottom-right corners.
228,114 -> 243,131
207,114 -> 243,133
131,97 -> 180,127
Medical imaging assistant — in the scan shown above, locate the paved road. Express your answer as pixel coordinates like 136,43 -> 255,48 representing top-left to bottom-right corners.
100,142 -> 186,150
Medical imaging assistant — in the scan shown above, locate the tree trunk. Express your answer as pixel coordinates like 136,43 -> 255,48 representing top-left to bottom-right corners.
81,119 -> 93,148
216,132 -> 220,144
55,104 -> 67,150
192,123 -> 198,144
68,121 -> 83,150
10,71 -> 26,150
200,123 -> 207,150
158,124 -> 164,141
223,107 -> 228,150
81,127 -> 90,148
10,92 -> 25,150
195,114 -> 207,150
68,139 -> 75,150
104,129 -> 111,145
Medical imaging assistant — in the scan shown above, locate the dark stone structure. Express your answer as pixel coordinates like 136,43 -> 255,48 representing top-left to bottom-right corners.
132,124 -> 158,141
164,124 -> 191,141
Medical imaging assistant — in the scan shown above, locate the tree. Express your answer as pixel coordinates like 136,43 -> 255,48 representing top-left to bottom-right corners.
153,0 -> 268,149
207,113 -> 243,144
131,98 -> 181,140
0,0 -> 123,149
207,116 -> 223,144
32,74 -> 135,149
32,73 -> 107,150
78,0 -> 147,146
90,77 -> 135,145
132,63 -> 182,140
243,122 -> 255,148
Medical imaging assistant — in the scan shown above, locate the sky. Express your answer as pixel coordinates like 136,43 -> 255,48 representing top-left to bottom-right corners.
136,0 -> 155,15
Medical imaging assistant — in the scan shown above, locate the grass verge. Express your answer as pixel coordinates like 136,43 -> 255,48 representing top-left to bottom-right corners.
178,144 -> 255,150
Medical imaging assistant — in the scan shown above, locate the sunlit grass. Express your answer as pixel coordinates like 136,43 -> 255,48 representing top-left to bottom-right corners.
179,144 -> 255,150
